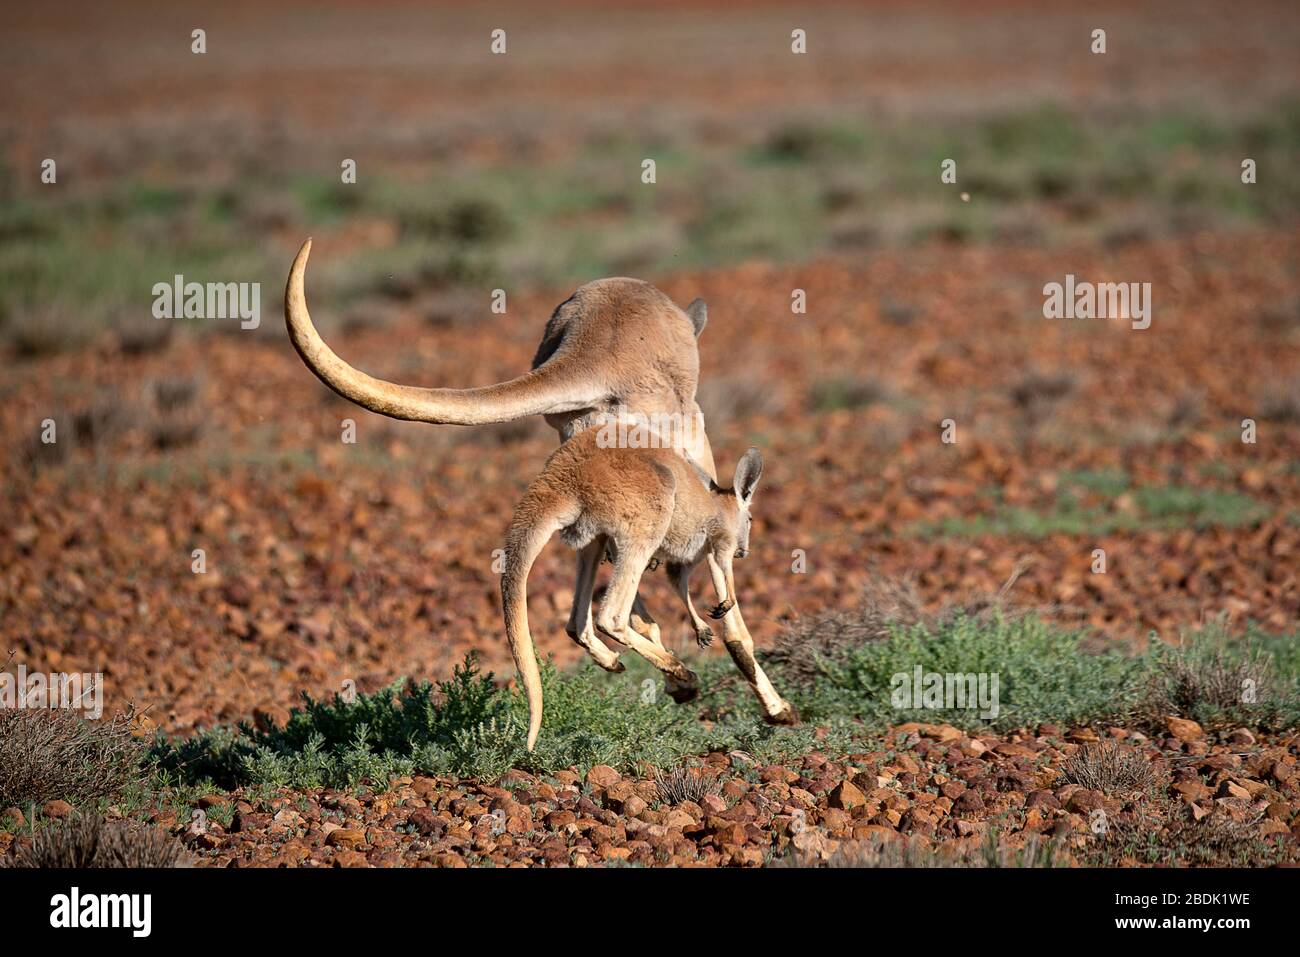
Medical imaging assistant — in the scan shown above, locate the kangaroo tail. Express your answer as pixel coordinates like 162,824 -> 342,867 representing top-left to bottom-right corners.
285,239 -> 605,424
501,495 -> 577,750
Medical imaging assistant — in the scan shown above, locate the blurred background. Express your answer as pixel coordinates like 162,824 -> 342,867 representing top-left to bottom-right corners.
1,0 -> 1297,734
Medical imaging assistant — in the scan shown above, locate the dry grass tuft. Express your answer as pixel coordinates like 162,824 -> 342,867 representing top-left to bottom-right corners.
1061,741 -> 1161,795
9,814 -> 190,868
654,767 -> 722,806
0,707 -> 147,809
1143,639 -> 1288,731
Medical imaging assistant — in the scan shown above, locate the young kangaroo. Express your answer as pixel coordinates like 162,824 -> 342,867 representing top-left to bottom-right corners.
502,429 -> 793,750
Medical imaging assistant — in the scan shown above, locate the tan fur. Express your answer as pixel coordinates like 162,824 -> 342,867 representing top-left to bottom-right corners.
501,430 -> 795,750
284,238 -> 715,470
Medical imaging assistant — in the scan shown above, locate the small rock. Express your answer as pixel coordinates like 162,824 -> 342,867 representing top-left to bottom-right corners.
1226,728 -> 1256,746
545,809 -> 576,829
828,780 -> 867,810
407,808 -> 446,838
1265,802 -> 1290,822
700,793 -> 728,815
1025,789 -> 1062,811
661,808 -> 695,830
602,781 -> 636,808
325,828 -> 365,847
1165,717 -> 1203,742
42,800 -> 74,819
940,781 -> 967,800
1066,789 -> 1103,814
1174,779 -> 1212,803
1216,780 -> 1252,801
585,765 -> 621,790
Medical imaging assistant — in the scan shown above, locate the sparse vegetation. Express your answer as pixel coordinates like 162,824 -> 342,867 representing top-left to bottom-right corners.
654,767 -> 722,805
807,375 -> 890,413
791,828 -> 1063,868
1078,795 -> 1282,868
910,470 -> 1271,539
149,655 -> 854,790
0,708 -> 147,810
1143,626 -> 1299,732
7,104 -> 1300,354
1061,741 -> 1162,795
7,814 -> 190,869
146,606 -> 1298,792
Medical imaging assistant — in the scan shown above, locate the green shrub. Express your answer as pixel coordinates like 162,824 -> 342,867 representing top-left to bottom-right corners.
800,613 -> 1150,732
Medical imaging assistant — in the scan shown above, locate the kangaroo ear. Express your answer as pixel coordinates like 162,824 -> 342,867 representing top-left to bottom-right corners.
734,447 -> 764,503
685,298 -> 707,338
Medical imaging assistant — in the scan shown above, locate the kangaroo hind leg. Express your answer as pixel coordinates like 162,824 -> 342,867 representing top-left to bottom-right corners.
596,538 -> 699,703
566,537 -> 624,672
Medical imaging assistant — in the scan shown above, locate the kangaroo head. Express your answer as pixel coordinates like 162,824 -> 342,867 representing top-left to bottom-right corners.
722,447 -> 764,558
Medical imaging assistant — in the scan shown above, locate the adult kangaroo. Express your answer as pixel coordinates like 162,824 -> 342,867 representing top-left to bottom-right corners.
283,238 -> 796,724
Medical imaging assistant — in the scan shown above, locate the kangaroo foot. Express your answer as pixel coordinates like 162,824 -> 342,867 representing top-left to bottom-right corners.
695,625 -> 714,648
762,701 -> 800,726
664,670 -> 700,704
708,597 -> 735,620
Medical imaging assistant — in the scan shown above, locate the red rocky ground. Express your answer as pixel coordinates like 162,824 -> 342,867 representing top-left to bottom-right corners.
7,720 -> 1295,867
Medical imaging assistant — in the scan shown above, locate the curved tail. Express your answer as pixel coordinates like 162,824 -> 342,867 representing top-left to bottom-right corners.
501,501 -> 574,750
284,239 -> 605,424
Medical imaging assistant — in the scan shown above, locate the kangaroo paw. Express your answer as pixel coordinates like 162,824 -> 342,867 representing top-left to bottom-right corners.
762,702 -> 800,726
667,683 -> 699,704
695,625 -> 714,648
665,671 -> 700,704
708,597 -> 735,620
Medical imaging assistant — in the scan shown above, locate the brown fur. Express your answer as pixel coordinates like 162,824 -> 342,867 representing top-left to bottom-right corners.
502,430 -> 792,750
284,238 -> 715,470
